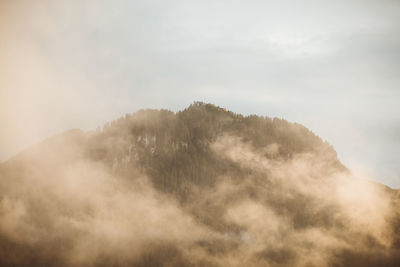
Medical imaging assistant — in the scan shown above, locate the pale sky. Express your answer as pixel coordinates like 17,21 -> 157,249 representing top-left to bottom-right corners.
1,0 -> 399,188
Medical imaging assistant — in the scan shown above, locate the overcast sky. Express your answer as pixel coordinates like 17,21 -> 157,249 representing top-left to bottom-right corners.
1,0 -> 399,188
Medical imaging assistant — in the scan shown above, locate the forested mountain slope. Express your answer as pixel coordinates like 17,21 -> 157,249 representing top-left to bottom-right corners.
0,102 -> 399,266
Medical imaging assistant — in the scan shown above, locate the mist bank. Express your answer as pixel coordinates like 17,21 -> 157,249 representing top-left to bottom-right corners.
0,103 -> 399,266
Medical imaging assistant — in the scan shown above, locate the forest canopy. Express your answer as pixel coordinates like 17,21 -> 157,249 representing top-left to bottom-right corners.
0,102 -> 399,267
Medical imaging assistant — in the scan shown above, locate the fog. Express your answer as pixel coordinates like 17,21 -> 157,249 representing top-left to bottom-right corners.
0,121 -> 398,266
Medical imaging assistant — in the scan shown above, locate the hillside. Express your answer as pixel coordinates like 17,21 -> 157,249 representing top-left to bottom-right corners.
0,102 -> 399,266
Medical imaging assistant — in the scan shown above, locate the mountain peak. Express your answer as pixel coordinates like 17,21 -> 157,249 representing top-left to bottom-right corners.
0,103 -> 398,267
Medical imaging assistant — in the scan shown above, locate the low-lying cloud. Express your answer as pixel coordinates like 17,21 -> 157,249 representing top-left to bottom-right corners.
0,129 -> 399,266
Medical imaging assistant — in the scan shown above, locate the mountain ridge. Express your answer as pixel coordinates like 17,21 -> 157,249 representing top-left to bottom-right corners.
0,102 -> 399,266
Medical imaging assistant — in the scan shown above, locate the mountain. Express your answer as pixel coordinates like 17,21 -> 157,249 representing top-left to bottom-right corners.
0,102 -> 399,266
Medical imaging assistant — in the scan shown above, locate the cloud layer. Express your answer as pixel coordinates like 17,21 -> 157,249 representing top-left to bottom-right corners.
0,123 -> 398,266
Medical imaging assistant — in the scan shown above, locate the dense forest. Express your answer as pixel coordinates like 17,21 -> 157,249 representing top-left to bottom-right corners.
0,102 -> 399,266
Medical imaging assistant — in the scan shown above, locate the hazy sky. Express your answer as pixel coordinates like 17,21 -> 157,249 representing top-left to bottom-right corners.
1,0 -> 399,188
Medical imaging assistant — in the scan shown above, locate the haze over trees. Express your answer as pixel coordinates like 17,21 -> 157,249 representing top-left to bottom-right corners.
0,102 -> 399,266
